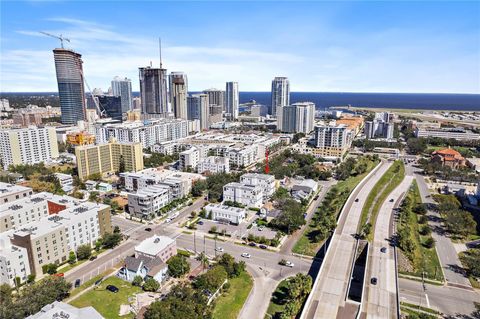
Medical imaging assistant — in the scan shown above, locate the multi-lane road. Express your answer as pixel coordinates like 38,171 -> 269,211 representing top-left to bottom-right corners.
301,161 -> 391,319
363,175 -> 413,319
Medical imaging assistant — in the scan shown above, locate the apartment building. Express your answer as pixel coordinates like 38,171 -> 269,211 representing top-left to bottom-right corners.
127,185 -> 170,219
66,131 -> 95,146
0,183 -> 33,204
227,145 -> 258,168
197,156 -> 230,174
179,147 -> 200,171
75,139 -> 144,180
0,235 -> 31,286
313,124 -> 353,159
223,182 -> 263,208
240,173 -> 275,199
0,127 -> 59,169
205,203 -> 246,225
121,168 -> 198,198
11,201 -> 110,275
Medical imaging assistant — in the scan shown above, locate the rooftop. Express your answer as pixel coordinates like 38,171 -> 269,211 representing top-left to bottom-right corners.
26,301 -> 104,319
0,182 -> 31,196
135,235 -> 175,256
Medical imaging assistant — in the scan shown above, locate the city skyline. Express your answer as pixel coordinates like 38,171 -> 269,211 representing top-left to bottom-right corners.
1,1 -> 479,94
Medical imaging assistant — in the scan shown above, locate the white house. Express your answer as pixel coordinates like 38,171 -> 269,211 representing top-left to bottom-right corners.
240,173 -> 275,199
223,182 -> 263,208
205,203 -> 246,225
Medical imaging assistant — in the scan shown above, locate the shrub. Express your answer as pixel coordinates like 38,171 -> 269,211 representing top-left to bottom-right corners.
132,275 -> 143,287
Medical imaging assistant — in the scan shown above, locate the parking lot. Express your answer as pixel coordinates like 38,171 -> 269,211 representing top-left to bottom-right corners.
193,217 -> 278,241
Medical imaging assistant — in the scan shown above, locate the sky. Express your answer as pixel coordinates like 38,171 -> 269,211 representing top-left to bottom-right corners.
1,1 -> 479,93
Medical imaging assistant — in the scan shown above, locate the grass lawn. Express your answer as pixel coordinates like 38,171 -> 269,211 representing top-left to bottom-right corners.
265,279 -> 290,319
358,160 -> 405,241
70,276 -> 142,319
399,182 -> 444,282
212,271 -> 253,319
293,158 -> 379,256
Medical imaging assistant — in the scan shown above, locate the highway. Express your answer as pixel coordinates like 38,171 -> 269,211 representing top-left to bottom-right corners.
363,175 -> 413,319
301,160 -> 391,319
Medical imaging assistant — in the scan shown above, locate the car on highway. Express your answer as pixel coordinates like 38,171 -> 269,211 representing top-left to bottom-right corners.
144,227 -> 152,232
241,253 -> 251,258
259,244 -> 267,249
215,247 -> 224,252
74,279 -> 81,288
355,198 -> 359,202
89,256 -> 97,261
279,259 -> 294,267
380,247 -> 387,253
371,277 -> 378,285
389,198 -> 394,202
106,285 -> 119,293
198,221 -> 204,225
248,242 -> 256,247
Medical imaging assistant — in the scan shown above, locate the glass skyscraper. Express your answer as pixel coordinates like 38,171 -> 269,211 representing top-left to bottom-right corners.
271,77 -> 290,129
225,81 -> 239,120
53,49 -> 86,125
139,67 -> 168,115
169,72 -> 188,120
111,76 -> 133,113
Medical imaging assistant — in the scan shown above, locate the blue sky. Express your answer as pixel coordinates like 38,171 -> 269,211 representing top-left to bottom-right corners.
1,1 -> 479,93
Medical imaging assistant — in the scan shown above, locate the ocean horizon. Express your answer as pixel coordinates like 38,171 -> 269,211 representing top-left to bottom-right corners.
1,91 -> 479,111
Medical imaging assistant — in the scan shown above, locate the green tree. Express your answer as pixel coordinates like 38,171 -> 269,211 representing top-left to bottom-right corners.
167,255 -> 190,278
460,248 -> 480,277
217,253 -> 245,278
132,275 -> 143,287
143,278 -> 160,292
270,199 -> 306,234
196,252 -> 209,270
43,263 -> 58,275
193,265 -> 227,291
102,232 -> 122,248
26,274 -> 35,284
76,244 -> 92,260
68,251 -> 76,265
406,137 -> 427,155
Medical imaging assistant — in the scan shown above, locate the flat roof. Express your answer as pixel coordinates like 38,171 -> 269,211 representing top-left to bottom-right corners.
135,235 -> 175,256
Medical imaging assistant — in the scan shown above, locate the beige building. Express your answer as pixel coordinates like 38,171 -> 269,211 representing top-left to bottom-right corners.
75,139 -> 144,180
0,182 -> 33,204
0,127 -> 59,169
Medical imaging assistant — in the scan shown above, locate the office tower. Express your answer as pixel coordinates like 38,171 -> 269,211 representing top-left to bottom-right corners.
203,88 -> 225,110
111,76 -> 133,113
132,97 -> 141,110
187,94 -> 209,130
385,123 -> 394,139
0,127 -> 59,169
281,102 -> 315,134
53,49 -> 86,124
271,77 -> 290,120
225,82 -> 239,120
75,140 -> 144,180
209,105 -> 223,125
139,67 -> 168,115
169,72 -> 188,120
97,95 -> 123,121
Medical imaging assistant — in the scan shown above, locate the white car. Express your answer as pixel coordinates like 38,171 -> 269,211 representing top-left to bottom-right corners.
258,226 -> 264,231
241,253 -> 251,258
285,261 -> 294,268
165,218 -> 171,223
215,247 -> 224,252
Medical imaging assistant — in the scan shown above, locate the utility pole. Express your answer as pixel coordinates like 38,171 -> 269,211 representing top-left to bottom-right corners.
204,235 -> 206,255
194,231 -> 197,254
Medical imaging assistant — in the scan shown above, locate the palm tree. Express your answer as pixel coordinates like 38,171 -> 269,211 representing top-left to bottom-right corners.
196,252 -> 209,270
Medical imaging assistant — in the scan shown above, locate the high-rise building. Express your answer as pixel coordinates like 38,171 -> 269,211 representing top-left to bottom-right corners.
313,124 -> 353,159
75,139 -> 144,180
209,105 -> 223,125
53,49 -> 86,125
139,67 -> 168,115
225,82 -> 239,120
271,77 -> 290,123
111,76 -> 133,113
0,127 -> 59,169
169,72 -> 188,120
97,95 -> 123,121
281,102 -> 315,134
203,88 -> 225,110
132,97 -> 141,110
187,94 -> 209,130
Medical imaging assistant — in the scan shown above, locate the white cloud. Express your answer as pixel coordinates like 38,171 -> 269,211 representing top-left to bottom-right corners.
1,17 -> 479,93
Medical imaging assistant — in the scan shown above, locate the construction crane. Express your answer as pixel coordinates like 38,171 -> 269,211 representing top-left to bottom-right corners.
40,31 -> 106,119
39,31 -> 70,49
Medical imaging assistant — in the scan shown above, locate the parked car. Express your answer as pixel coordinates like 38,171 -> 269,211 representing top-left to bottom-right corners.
258,226 -> 264,231
106,285 -> 119,293
248,242 -> 257,247
198,221 -> 204,225
89,256 -> 97,261
380,247 -> 387,253
74,279 -> 81,288
389,198 -> 394,202
371,277 -> 378,285
355,198 -> 359,202
241,253 -> 251,258
215,247 -> 224,252
259,244 -> 267,249
144,227 -> 152,232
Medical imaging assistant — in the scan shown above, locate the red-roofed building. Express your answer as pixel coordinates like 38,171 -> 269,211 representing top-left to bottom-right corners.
431,148 -> 465,169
